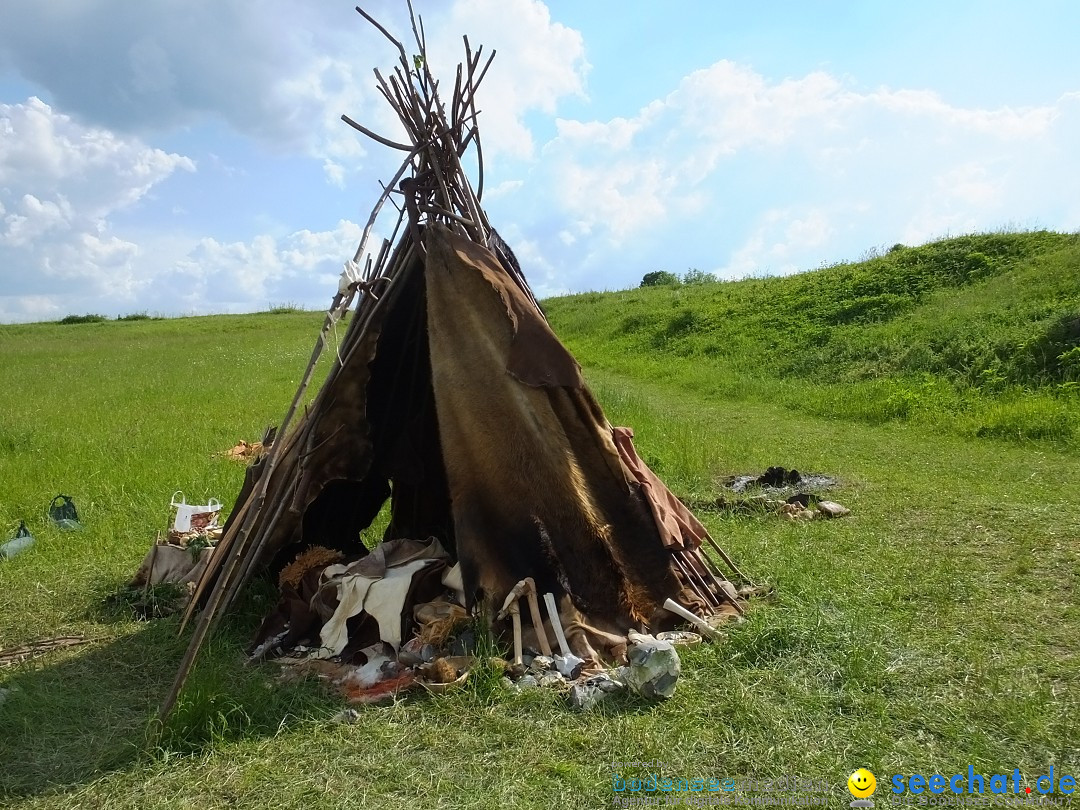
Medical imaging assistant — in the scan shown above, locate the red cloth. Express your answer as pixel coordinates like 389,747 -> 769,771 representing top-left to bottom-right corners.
612,426 -> 708,551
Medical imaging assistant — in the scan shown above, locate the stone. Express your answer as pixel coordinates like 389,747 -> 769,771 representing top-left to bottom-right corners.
620,637 -> 681,699
568,673 -> 625,711
449,628 -> 477,656
330,708 -> 360,724
538,672 -> 566,689
817,500 -> 850,518
527,654 -> 554,675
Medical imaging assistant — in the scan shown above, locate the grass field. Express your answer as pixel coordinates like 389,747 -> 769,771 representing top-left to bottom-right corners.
1,233 -> 1078,808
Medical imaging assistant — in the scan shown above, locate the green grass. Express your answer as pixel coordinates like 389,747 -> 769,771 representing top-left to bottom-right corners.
547,230 -> 1080,447
1,242 -> 1078,807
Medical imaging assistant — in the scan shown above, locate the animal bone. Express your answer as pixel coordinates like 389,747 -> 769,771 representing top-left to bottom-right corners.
542,592 -> 572,656
511,607 -> 523,666
662,598 -> 722,641
497,586 -> 525,666
498,578 -> 554,661
520,578 -> 553,657
554,653 -> 585,680
542,593 -> 585,678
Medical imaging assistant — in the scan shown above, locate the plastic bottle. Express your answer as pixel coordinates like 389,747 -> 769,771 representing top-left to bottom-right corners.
0,521 -> 34,559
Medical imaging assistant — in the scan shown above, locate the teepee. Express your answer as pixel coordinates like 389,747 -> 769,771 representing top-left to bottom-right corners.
161,4 -> 746,719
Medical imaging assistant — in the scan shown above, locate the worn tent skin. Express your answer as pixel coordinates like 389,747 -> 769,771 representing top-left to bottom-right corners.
216,225 -> 711,660
425,227 -> 698,636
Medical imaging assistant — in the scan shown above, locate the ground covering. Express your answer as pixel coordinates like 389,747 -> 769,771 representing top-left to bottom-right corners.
0,232 -> 1077,808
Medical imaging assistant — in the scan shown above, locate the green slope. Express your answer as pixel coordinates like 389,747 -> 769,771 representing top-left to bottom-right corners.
545,231 -> 1080,447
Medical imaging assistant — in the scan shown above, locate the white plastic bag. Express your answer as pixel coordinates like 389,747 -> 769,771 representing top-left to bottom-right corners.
170,491 -> 222,533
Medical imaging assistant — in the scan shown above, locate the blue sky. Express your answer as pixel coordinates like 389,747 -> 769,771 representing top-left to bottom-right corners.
1,0 -> 1078,322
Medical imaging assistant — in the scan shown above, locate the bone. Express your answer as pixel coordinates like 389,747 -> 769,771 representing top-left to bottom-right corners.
662,598 -> 722,641
520,578 -> 553,657
497,584 -> 522,619
542,592 -> 572,656
499,578 -> 554,659
500,580 -> 547,668
554,652 -> 585,679
509,602 -> 523,666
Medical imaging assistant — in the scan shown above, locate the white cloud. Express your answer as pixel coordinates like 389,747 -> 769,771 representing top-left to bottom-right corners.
485,60 -> 1080,292
0,95 -> 369,322
718,208 -> 836,278
485,179 -> 525,199
276,51 -> 382,183
152,219 -> 365,313
0,217 -> 366,323
1,194 -> 71,248
0,0 -> 588,182
867,88 -> 1056,138
0,1 -> 387,182
785,210 -> 833,249
0,97 -> 193,307
0,97 -> 195,209
557,157 -> 678,239
542,59 -> 1061,214
427,0 -> 588,159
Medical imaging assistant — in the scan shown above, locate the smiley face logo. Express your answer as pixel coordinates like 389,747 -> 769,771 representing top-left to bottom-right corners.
848,768 -> 877,799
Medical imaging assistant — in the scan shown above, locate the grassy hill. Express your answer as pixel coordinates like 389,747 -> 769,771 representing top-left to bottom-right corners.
546,230 -> 1080,447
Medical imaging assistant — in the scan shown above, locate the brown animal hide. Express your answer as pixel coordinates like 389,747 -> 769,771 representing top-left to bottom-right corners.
424,225 -> 683,630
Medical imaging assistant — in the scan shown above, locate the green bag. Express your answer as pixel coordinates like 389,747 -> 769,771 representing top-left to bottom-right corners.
49,495 -> 83,530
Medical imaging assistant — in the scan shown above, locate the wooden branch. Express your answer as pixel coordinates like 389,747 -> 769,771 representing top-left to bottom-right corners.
340,114 -> 412,151
419,203 -> 476,227
165,286 -> 347,717
474,50 -> 497,91
355,5 -> 409,66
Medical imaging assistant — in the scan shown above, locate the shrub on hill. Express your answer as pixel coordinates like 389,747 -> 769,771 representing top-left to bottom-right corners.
59,314 -> 108,325
682,269 -> 717,285
640,271 -> 680,287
